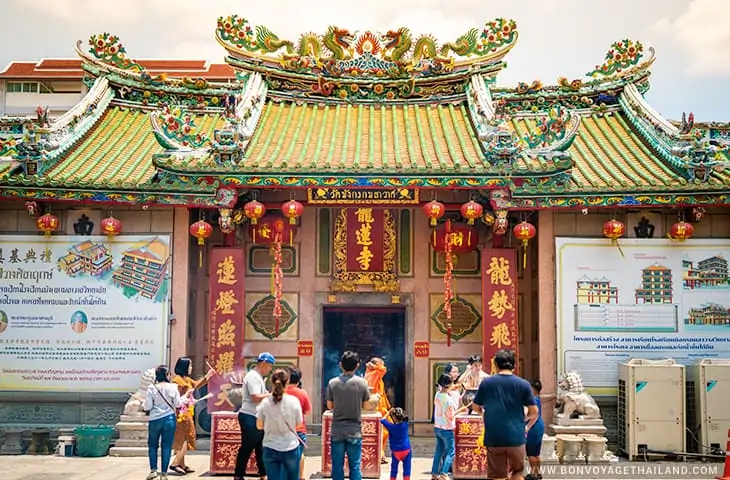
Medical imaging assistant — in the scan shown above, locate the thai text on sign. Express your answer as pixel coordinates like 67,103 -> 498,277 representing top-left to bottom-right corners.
307,187 -> 419,205
481,249 -> 519,374
345,208 -> 386,272
208,247 -> 245,413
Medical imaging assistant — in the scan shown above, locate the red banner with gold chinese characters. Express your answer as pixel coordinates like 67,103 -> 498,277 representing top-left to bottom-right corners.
208,247 -> 245,413
481,248 -> 519,374
345,208 -> 386,273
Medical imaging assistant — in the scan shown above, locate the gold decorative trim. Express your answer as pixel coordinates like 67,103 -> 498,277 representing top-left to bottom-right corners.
330,208 -> 400,293
307,188 -> 419,205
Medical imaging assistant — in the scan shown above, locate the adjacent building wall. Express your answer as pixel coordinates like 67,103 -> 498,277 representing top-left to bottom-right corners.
0,201 -> 188,432
539,208 -> 730,441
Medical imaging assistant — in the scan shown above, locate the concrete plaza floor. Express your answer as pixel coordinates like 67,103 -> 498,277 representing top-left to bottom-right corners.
0,454 -> 437,480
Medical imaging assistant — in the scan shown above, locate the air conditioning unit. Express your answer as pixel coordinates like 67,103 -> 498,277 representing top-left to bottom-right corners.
686,359 -> 730,454
617,358 -> 686,459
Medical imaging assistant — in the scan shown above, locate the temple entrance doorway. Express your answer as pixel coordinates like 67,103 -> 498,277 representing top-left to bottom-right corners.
321,306 -> 406,412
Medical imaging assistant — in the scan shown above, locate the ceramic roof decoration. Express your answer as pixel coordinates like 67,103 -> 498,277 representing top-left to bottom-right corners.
0,18 -> 728,210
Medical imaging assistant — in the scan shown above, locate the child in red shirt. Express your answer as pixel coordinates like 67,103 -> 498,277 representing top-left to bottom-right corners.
286,366 -> 312,480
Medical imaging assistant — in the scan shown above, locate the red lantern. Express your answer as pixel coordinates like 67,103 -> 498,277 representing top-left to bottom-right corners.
190,219 -> 213,267
100,216 -> 122,240
602,219 -> 625,240
243,200 -> 266,225
423,200 -> 445,226
513,221 -> 536,268
669,220 -> 694,241
460,200 -> 483,225
36,213 -> 59,238
602,219 -> 625,256
281,199 -> 304,225
430,222 -> 478,254
249,215 -> 297,246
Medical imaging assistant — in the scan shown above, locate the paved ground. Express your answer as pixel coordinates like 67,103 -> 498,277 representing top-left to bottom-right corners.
0,454 -> 437,480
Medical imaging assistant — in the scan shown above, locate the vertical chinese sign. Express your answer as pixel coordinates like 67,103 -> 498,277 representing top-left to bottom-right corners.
208,247 -> 245,413
331,208 -> 399,294
347,208 -> 385,273
481,249 -> 519,374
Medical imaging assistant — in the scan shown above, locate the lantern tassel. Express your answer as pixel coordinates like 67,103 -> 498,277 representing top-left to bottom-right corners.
289,217 -> 296,225
522,240 -> 528,269
447,323 -> 452,347
198,246 -> 203,268
289,230 -> 293,247
613,239 -> 625,258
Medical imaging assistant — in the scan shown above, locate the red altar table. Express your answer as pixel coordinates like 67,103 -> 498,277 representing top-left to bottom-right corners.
321,411 -> 382,478
209,411 -> 259,475
453,414 -> 488,479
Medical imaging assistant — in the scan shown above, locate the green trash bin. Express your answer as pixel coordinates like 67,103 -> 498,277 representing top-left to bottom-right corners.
73,425 -> 115,457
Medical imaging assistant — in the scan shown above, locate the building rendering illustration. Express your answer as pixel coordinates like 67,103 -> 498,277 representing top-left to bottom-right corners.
576,275 -> 619,304
57,240 -> 112,277
635,263 -> 673,304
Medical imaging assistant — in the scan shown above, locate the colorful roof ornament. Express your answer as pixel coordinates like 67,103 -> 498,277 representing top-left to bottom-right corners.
150,106 -> 211,150
216,16 -> 518,81
586,39 -> 645,78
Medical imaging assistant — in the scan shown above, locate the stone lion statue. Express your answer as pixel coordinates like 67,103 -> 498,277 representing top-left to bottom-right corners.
556,371 -> 601,419
123,368 -> 156,416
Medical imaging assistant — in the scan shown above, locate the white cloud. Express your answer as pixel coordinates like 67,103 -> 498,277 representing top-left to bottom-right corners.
647,0 -> 730,76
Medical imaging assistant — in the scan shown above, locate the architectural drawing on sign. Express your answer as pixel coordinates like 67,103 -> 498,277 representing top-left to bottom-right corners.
683,255 -> 729,289
576,275 -> 618,304
635,263 -> 673,304
685,303 -> 730,326
112,237 -> 169,301
57,240 -> 113,277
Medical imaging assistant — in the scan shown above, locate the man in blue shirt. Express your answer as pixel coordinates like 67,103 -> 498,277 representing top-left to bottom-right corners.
473,349 -> 537,480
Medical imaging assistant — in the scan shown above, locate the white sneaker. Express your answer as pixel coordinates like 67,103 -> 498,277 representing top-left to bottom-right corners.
146,471 -> 158,480
159,475 -> 168,480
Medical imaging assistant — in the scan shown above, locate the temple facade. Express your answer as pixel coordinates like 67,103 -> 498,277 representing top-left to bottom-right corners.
0,16 -> 729,438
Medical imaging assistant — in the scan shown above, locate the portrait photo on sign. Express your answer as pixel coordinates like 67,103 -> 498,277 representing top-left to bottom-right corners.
0,311 -> 7,335
70,310 -> 89,334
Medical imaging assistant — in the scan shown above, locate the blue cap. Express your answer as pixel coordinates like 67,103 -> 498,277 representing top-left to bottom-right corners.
257,352 -> 275,364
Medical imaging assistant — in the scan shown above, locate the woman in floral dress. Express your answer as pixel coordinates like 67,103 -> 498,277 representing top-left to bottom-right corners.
169,357 -> 214,475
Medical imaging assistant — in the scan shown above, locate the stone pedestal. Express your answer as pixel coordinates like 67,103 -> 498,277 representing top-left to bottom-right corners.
556,435 -> 584,464
0,431 -> 24,455
548,414 -> 607,436
540,435 -> 558,462
28,429 -> 51,455
109,415 -> 150,457
584,435 -> 609,463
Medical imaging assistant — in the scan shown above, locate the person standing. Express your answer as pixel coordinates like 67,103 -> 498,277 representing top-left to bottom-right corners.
473,349 -> 538,480
364,357 -> 392,462
257,369 -> 304,480
457,355 -> 489,408
326,351 -> 376,480
234,352 -> 275,480
169,357 -> 214,475
431,374 -> 469,480
285,366 -> 312,480
143,365 -> 186,480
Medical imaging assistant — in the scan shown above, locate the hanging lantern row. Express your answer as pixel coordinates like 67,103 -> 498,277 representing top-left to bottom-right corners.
423,200 -> 486,226
512,221 -> 536,268
190,219 -> 213,268
101,215 -> 122,241
602,218 -> 625,257
669,220 -> 694,241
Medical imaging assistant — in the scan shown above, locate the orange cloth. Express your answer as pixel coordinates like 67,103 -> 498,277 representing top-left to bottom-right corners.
365,362 -> 392,456
171,375 -> 208,451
